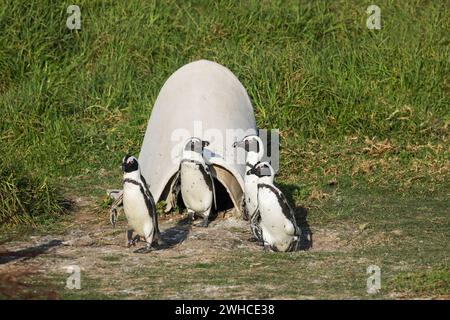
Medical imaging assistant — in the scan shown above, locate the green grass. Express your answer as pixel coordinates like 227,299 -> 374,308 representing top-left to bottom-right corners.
0,0 -> 449,299
391,266 -> 450,296
0,160 -> 68,226
101,254 -> 123,262
1,0 -> 448,187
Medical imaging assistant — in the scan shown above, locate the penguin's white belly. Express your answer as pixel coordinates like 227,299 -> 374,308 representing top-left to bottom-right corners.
123,185 -> 153,237
258,187 -> 296,251
244,175 -> 258,218
180,162 -> 212,213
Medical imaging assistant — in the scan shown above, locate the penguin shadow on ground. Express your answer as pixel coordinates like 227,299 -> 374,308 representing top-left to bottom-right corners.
276,182 -> 313,250
157,218 -> 191,250
0,239 -> 63,264
157,205 -> 223,251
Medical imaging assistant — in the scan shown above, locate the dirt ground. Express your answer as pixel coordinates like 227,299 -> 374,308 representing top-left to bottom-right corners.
0,195 -> 356,299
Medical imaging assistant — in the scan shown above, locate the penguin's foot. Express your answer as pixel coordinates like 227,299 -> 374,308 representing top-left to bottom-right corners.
153,232 -> 164,246
263,243 -> 272,252
134,244 -> 154,254
195,217 -> 209,228
127,235 -> 140,248
248,237 -> 265,247
187,211 -> 194,224
152,236 -> 165,247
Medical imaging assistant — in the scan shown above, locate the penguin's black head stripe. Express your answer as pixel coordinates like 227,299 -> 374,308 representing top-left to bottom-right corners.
247,162 -> 270,177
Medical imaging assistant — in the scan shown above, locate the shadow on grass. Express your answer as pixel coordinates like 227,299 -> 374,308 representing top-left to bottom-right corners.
276,182 -> 313,251
0,239 -> 63,264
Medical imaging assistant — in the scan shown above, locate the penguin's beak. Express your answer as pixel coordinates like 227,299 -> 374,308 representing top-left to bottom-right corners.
233,140 -> 244,148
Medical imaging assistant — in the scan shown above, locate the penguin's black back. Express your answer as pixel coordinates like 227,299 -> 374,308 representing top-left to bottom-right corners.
139,174 -> 159,235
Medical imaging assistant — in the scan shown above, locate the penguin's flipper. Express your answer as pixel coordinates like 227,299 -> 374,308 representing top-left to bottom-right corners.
167,170 -> 181,213
110,208 -> 118,228
109,190 -> 123,228
241,196 -> 249,221
250,208 -> 264,242
139,175 -> 160,238
204,164 -> 217,210
281,205 -> 299,236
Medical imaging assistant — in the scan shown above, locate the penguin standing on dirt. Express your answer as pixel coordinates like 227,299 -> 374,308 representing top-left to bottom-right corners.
178,137 -> 216,227
122,154 -> 161,253
232,135 -> 264,222
248,162 -> 300,252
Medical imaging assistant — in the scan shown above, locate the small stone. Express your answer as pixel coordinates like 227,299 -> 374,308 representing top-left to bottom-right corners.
63,235 -> 95,247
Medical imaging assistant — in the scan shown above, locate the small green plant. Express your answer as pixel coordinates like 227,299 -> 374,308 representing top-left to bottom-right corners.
99,196 -> 113,210
0,160 -> 66,226
156,200 -> 167,216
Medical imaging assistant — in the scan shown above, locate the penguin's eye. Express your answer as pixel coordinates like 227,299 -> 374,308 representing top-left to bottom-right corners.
244,140 -> 249,152
190,141 -> 195,151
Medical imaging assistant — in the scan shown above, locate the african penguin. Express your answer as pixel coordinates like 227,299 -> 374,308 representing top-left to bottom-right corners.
122,155 -> 161,253
248,162 -> 300,252
232,134 -> 264,223
179,137 -> 216,227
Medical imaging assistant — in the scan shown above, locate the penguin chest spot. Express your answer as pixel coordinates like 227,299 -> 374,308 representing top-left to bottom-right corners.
258,187 -> 295,250
244,180 -> 258,215
180,163 -> 212,212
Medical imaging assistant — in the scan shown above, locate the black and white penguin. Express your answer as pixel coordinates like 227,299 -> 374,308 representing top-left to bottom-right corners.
232,135 -> 264,222
179,137 -> 216,227
248,162 -> 300,252
122,155 -> 161,253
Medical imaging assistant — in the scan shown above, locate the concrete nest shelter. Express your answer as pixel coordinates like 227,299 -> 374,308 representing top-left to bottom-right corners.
138,60 -> 257,214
